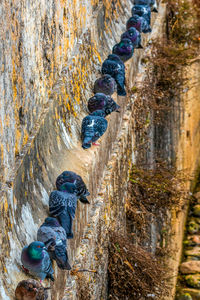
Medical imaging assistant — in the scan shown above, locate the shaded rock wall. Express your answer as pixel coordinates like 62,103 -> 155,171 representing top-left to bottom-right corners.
0,0 -> 167,299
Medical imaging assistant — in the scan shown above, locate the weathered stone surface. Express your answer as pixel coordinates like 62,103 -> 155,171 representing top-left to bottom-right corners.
0,1 -> 168,299
180,261 -> 200,274
186,256 -> 200,262
185,247 -> 200,257
185,274 -> 200,288
194,205 -> 200,217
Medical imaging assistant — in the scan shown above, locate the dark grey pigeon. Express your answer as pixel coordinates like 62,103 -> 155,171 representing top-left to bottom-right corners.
94,75 -> 117,95
134,0 -> 158,12
37,217 -> 71,270
132,4 -> 151,25
121,27 -> 143,49
81,110 -> 108,149
112,38 -> 134,62
101,54 -> 126,96
56,171 -> 90,204
88,93 -> 120,116
49,184 -> 78,239
126,15 -> 151,33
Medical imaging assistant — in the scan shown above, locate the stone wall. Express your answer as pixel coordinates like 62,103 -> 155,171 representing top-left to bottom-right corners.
0,0 -> 167,299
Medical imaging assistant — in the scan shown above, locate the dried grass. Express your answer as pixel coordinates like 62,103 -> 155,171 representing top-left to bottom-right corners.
108,232 -> 168,300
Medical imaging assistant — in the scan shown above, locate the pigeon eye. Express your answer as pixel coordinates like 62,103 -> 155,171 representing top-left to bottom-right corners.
37,246 -> 41,248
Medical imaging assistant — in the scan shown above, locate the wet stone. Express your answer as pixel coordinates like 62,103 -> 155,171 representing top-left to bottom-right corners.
180,261 -> 200,274
185,274 -> 200,288
194,205 -> 200,217
188,221 -> 200,234
176,293 -> 192,300
181,288 -> 200,300
186,256 -> 200,262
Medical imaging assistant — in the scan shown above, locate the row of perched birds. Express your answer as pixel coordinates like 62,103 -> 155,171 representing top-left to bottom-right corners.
81,0 -> 158,149
16,0 -> 158,299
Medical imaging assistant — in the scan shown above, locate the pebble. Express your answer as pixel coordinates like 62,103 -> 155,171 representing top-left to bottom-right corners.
185,247 -> 200,257
180,261 -> 200,274
185,274 -> 200,288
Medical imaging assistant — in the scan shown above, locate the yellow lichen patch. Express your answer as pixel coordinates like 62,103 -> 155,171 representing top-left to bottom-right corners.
29,161 -> 33,179
4,199 -> 8,214
22,130 -> 29,148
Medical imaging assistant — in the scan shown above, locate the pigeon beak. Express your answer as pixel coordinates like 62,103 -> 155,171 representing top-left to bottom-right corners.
43,247 -> 48,251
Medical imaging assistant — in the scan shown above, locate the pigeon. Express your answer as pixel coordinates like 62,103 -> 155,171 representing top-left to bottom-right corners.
81,110 -> 108,149
121,27 -> 143,49
102,54 -> 126,96
49,184 -> 78,238
112,38 -> 134,62
134,0 -> 158,12
15,279 -> 49,300
132,4 -> 151,25
94,74 -> 117,95
37,217 -> 71,270
21,241 -> 54,281
126,15 -> 151,33
56,171 -> 90,204
88,93 -> 120,116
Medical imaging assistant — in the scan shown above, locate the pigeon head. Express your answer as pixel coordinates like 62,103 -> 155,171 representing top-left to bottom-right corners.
59,182 -> 77,194
27,241 -> 47,260
90,110 -> 106,118
44,217 -> 60,227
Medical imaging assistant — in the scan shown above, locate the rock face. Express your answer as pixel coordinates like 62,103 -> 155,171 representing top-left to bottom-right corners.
178,288 -> 200,300
0,0 -> 168,299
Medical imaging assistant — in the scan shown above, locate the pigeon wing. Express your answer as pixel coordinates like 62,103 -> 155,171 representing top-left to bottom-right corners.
42,251 -> 54,276
37,226 -> 56,248
67,193 -> 78,220
49,191 -> 66,216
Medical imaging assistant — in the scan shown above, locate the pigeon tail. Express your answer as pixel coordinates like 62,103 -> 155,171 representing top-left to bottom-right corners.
58,211 -> 74,238
117,85 -> 126,96
152,7 -> 158,12
54,244 -> 72,270
137,43 -> 143,49
79,195 -> 90,204
115,104 -> 121,112
82,137 -> 92,149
